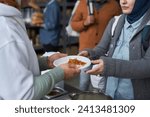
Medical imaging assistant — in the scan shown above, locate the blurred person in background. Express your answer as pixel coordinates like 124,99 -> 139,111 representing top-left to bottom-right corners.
79,0 -> 150,99
71,0 -> 121,91
0,0 -> 80,100
71,0 -> 121,51
30,0 -> 61,52
29,0 -> 43,25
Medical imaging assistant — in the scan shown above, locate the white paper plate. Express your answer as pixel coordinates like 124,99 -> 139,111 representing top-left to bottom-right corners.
53,55 -> 91,69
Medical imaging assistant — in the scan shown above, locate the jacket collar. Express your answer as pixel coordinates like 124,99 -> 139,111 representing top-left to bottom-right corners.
113,15 -> 125,43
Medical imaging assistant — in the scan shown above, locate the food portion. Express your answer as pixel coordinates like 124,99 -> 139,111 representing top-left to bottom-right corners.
68,58 -> 86,66
53,55 -> 91,69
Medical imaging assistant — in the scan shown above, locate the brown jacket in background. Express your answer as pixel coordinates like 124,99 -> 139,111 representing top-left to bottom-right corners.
71,0 -> 121,51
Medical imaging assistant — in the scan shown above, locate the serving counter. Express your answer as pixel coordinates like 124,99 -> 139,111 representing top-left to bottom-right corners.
42,76 -> 82,100
43,76 -> 112,100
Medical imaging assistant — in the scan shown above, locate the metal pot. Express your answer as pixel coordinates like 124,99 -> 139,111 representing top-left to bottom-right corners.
69,91 -> 112,100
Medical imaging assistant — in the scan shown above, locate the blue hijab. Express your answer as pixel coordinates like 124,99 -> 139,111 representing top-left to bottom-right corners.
127,0 -> 150,24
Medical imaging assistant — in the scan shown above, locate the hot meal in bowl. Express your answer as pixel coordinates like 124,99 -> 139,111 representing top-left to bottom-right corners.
68,58 -> 86,67
53,55 -> 91,69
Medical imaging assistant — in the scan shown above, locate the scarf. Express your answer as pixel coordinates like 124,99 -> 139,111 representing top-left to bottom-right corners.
127,0 -> 150,24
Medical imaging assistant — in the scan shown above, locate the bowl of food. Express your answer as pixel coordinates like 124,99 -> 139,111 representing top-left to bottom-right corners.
53,55 -> 91,69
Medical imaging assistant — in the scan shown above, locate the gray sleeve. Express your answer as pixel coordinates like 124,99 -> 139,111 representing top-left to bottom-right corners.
33,67 -> 64,99
38,57 -> 49,71
100,55 -> 150,79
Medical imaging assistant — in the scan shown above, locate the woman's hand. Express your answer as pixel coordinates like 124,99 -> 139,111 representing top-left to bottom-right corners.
86,59 -> 104,75
48,53 -> 67,68
60,63 -> 80,80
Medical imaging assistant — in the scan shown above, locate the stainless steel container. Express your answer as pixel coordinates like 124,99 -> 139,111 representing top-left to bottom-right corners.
43,87 -> 68,100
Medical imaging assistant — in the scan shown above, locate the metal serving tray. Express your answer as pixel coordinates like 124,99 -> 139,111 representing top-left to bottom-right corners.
42,87 -> 68,100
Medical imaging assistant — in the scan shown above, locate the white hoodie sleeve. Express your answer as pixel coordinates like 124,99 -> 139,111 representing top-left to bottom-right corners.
0,41 -> 35,99
0,4 -> 65,99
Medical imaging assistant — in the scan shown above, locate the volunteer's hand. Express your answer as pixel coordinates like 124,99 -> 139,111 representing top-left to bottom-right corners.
84,15 -> 95,26
60,63 -> 80,80
78,51 -> 89,58
48,53 -> 67,68
86,59 -> 104,75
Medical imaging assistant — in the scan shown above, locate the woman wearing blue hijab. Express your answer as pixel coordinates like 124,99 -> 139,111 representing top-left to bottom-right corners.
79,0 -> 150,99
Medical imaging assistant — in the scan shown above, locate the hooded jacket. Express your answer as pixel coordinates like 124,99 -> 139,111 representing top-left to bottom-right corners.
0,3 -> 64,99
